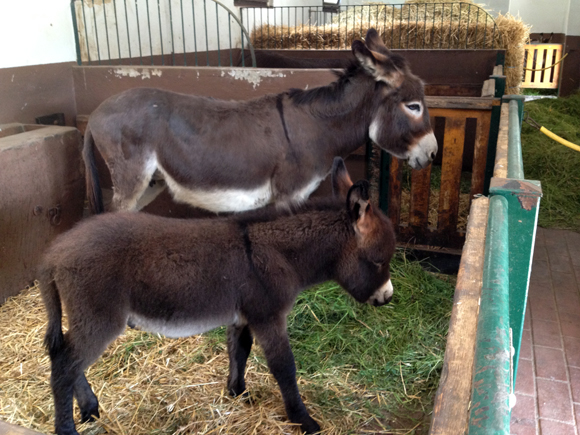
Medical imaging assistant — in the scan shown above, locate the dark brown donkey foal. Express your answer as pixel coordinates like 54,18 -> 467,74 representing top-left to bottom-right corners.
40,158 -> 396,435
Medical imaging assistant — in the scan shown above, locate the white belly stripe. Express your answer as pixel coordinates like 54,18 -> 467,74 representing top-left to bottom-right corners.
157,162 -> 274,213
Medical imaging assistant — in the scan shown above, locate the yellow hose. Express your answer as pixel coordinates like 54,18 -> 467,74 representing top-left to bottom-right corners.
540,126 -> 580,153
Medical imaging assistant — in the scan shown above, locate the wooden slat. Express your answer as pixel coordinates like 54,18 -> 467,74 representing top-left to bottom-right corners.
388,157 -> 403,227
429,197 -> 489,435
470,112 -> 492,200
523,47 -> 535,86
425,96 -> 495,110
438,117 -> 466,232
493,103 -> 510,178
543,46 -> 554,85
551,45 -> 563,86
409,161 -> 432,229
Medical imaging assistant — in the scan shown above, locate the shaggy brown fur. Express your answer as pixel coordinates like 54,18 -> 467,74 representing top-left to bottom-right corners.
40,158 -> 397,435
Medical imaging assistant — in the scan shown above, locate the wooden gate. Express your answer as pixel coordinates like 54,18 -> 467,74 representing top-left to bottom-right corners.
521,43 -> 563,89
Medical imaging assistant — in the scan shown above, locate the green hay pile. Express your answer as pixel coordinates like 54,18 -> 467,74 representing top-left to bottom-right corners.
522,93 -> 580,231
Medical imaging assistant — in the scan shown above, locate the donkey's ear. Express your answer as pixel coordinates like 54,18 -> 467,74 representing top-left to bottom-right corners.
346,180 -> 373,233
364,28 -> 389,53
331,157 -> 353,198
352,31 -> 405,88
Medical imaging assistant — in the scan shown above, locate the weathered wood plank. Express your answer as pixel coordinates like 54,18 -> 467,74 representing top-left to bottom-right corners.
429,196 -> 489,435
388,157 -> 403,227
409,160 -> 433,228
425,96 -> 496,110
470,112 -> 492,201
493,103 -> 510,178
438,117 -> 466,232
0,420 -> 44,435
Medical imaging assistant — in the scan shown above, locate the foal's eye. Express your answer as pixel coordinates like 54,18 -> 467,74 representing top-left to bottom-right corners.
372,261 -> 385,269
406,103 -> 421,112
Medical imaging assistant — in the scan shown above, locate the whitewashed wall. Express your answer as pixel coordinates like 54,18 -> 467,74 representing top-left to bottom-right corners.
74,0 -> 245,63
509,0 -> 572,34
0,0 -> 77,69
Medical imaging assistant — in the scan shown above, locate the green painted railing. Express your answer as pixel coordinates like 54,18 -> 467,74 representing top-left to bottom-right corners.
468,95 -> 542,434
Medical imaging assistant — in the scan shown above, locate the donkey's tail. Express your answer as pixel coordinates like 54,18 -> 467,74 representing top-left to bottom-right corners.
39,268 -> 65,359
82,124 -> 104,214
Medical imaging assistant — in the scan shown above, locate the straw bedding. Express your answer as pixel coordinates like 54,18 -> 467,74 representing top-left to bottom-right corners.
0,285 -> 419,435
250,0 -> 530,94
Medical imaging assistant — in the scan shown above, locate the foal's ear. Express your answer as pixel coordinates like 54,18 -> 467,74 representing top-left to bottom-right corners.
352,29 -> 405,88
331,157 -> 353,198
347,180 -> 375,237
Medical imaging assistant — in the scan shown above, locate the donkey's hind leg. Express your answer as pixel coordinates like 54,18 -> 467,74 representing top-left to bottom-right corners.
226,324 -> 253,397
74,374 -> 99,423
110,156 -> 160,212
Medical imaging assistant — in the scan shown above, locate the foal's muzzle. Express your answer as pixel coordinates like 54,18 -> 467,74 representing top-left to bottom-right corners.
368,279 -> 394,306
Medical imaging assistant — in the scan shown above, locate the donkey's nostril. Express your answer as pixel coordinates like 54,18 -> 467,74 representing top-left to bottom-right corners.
385,295 -> 393,304
430,151 -> 436,161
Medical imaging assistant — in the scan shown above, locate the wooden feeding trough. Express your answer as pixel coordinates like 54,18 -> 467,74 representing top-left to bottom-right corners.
0,123 -> 85,303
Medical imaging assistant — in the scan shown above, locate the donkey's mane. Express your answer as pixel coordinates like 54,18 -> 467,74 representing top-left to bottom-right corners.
286,60 -> 363,107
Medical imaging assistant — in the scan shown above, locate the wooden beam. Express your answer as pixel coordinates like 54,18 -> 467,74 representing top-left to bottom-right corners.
429,197 -> 489,435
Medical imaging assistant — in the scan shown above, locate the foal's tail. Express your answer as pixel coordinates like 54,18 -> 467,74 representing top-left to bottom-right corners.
39,268 -> 65,359
82,124 -> 105,214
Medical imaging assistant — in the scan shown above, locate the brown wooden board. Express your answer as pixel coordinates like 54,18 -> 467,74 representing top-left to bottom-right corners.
0,125 -> 85,303
469,112 -> 492,202
438,117 -> 467,233
429,197 -> 489,435
388,156 -> 404,228
409,163 -> 432,229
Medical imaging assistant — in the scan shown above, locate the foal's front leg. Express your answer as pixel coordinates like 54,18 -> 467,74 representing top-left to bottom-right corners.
251,320 -> 320,434
226,324 -> 253,397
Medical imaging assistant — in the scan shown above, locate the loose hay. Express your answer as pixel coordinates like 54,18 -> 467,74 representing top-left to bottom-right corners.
250,0 -> 530,94
0,283 -> 446,434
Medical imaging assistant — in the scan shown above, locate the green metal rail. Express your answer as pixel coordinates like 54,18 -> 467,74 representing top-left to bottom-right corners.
468,96 -> 542,434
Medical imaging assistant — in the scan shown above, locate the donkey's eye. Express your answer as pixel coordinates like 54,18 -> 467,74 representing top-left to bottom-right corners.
372,261 -> 385,269
406,103 -> 421,112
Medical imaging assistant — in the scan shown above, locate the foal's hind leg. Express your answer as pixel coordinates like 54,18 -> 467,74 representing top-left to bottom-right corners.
50,341 -> 85,435
74,374 -> 99,423
226,324 -> 253,397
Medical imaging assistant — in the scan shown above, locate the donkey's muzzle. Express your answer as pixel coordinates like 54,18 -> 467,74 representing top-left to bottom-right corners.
408,131 -> 438,170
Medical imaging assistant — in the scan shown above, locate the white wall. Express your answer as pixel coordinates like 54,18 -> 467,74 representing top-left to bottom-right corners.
508,0 -> 572,34
75,0 -> 243,63
0,0 -> 77,69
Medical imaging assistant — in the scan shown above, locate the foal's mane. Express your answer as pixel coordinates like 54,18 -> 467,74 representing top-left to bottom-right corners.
233,196 -> 344,227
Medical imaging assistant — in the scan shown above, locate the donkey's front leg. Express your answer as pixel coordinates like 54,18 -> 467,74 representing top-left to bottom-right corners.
252,321 -> 320,434
226,324 -> 253,397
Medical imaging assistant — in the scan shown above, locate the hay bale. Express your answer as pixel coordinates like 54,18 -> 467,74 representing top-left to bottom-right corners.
250,0 -> 530,94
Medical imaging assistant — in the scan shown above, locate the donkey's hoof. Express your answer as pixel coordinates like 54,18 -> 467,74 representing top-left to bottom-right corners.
300,416 -> 321,434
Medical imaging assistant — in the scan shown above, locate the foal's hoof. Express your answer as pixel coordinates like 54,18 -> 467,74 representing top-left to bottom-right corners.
80,404 -> 100,423
300,416 -> 321,434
